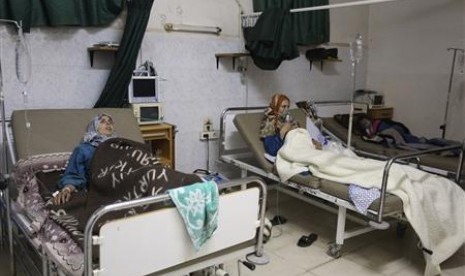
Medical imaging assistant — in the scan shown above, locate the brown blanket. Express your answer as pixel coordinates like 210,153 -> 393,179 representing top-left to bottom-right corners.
47,138 -> 201,248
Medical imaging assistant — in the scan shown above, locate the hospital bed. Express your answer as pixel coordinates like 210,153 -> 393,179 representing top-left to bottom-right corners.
315,101 -> 465,184
1,108 -> 269,276
218,106 -> 464,259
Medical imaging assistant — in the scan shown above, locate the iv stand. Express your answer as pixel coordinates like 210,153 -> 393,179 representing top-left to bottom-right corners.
0,18 -> 23,276
347,34 -> 363,148
440,47 -> 464,139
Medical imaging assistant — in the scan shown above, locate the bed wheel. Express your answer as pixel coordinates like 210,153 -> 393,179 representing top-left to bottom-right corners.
327,243 -> 342,258
396,222 -> 408,238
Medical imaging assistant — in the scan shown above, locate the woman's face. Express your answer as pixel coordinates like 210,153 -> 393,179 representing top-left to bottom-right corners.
97,115 -> 114,136
278,99 -> 290,115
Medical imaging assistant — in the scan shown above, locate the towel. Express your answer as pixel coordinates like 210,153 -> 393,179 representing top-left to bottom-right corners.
276,128 -> 465,276
168,181 -> 219,251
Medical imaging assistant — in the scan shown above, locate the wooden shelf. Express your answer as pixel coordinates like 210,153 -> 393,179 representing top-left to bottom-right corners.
138,123 -> 176,169
87,46 -> 118,67
215,52 -> 250,70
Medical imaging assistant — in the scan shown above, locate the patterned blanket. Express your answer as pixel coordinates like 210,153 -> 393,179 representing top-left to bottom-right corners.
12,138 -> 201,275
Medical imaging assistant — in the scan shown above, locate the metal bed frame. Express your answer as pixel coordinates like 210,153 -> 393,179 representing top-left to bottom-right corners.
217,105 -> 464,257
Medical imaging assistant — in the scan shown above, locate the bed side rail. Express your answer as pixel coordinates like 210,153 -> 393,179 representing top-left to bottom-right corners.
84,176 -> 267,276
308,100 -> 369,118
219,106 -> 267,159
377,143 -> 464,223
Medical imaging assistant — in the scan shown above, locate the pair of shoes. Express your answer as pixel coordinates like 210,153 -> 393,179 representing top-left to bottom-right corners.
297,233 -> 318,247
270,215 -> 287,226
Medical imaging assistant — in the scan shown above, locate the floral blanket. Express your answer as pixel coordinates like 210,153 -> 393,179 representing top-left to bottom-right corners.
12,138 -> 201,275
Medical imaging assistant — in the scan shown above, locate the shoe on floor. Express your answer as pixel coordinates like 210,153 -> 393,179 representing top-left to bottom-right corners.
297,233 -> 318,247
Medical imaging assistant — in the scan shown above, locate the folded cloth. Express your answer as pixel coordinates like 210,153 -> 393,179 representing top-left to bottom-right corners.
348,184 -> 381,214
168,181 -> 219,250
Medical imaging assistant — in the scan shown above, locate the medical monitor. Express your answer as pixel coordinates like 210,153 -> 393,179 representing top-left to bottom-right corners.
128,76 -> 159,104
131,103 -> 164,125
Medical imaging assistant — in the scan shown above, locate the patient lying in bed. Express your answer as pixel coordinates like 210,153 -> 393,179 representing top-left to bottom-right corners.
14,113 -> 202,261
53,113 -> 117,205
276,127 -> 465,276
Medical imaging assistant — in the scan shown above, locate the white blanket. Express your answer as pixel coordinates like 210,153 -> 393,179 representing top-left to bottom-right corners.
276,128 -> 465,276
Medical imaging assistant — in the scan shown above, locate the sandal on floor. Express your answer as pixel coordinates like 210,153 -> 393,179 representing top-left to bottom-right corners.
297,233 -> 318,247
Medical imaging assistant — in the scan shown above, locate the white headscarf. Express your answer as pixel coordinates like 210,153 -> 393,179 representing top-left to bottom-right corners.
82,113 -> 117,147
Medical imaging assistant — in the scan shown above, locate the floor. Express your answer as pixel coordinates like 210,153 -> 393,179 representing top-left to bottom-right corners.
0,189 -> 464,276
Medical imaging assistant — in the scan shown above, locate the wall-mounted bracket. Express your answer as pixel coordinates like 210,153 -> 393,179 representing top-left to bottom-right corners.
215,52 -> 250,70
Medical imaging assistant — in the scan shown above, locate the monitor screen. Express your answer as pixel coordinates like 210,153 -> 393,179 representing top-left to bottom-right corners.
140,106 -> 159,122
128,76 -> 158,103
133,78 -> 156,97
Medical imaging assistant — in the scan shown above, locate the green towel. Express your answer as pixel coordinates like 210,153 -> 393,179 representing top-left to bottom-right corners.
168,181 -> 219,251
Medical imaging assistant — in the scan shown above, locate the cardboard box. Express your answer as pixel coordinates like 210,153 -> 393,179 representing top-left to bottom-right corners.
368,107 -> 393,120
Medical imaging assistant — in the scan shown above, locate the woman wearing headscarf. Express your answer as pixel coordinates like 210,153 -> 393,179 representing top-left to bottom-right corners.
260,94 -> 299,158
53,113 -> 117,205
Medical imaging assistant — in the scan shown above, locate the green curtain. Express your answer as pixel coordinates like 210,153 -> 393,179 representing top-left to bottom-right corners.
94,0 -> 154,108
252,0 -> 329,45
0,0 -> 123,32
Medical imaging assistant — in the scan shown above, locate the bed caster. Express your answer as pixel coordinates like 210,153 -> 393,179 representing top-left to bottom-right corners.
396,222 -> 408,238
327,243 -> 342,258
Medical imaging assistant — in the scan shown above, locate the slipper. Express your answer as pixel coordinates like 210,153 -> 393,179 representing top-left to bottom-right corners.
297,233 -> 318,247
270,215 -> 287,226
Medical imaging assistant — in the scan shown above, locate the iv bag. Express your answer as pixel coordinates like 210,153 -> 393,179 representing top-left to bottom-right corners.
350,33 -> 363,64
15,29 -> 31,85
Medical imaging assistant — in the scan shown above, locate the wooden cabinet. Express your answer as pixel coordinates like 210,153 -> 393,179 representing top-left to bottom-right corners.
138,123 -> 175,169
368,107 -> 394,120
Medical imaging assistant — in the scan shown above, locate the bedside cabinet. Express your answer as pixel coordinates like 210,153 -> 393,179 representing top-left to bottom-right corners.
138,123 -> 175,169
368,107 -> 394,120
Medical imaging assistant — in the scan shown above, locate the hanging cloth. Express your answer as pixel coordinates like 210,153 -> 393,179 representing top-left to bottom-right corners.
0,0 -> 123,32
94,0 -> 154,108
245,7 -> 299,70
252,0 -> 330,45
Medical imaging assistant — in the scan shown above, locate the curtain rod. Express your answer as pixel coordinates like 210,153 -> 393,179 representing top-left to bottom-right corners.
245,0 -> 405,17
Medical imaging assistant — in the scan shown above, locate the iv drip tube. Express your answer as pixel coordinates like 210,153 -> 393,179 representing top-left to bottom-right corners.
347,33 -> 363,148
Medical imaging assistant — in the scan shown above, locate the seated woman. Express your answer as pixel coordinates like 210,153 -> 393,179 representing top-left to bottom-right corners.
53,113 -> 116,205
260,94 -> 321,160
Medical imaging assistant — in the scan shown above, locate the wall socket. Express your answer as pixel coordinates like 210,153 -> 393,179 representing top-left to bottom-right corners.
199,130 -> 219,140
203,119 -> 213,132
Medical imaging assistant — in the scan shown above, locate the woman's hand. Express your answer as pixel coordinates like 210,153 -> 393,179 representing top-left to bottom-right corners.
53,185 -> 76,205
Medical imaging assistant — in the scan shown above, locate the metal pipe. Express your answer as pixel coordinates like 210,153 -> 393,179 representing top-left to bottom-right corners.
244,0 -> 405,17
218,106 -> 267,159
377,144 -> 463,222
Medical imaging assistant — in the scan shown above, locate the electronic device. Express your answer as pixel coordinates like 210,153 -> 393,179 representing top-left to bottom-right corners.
128,76 -> 159,104
131,102 -> 164,124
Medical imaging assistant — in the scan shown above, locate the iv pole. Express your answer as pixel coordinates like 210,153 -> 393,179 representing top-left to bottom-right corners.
347,33 -> 363,148
440,47 -> 464,139
0,18 -> 24,276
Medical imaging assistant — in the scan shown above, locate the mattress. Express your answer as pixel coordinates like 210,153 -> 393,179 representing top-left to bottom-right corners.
322,116 -> 464,176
